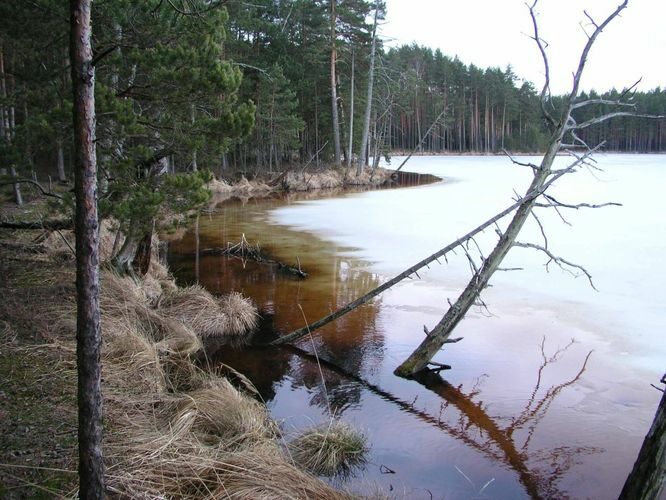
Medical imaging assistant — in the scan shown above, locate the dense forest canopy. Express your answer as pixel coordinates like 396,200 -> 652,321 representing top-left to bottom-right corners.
1,0 -> 665,187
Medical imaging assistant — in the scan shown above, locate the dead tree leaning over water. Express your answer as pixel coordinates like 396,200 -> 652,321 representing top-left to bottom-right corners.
394,0 -> 647,376
272,0 -> 661,379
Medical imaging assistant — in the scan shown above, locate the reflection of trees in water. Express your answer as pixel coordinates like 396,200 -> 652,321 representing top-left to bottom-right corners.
166,196 -> 600,497
286,337 -> 598,499
414,338 -> 598,499
169,211 -> 388,413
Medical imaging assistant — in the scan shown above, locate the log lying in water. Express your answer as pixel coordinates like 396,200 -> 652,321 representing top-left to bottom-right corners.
199,235 -> 308,279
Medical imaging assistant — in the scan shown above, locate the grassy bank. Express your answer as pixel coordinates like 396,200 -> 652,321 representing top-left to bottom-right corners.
0,192 -> 369,498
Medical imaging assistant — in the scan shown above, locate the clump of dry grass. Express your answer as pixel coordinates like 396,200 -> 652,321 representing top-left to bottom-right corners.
345,167 -> 391,186
169,377 -> 277,450
102,365 -> 351,499
105,420 -> 352,499
285,170 -> 345,191
162,285 -> 258,344
206,451 -> 356,499
289,421 -> 368,477
208,177 -> 233,193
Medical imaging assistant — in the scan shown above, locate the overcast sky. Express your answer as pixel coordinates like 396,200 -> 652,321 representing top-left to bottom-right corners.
381,0 -> 666,95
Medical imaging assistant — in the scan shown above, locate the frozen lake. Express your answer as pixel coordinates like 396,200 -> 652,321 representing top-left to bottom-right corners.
169,153 -> 665,499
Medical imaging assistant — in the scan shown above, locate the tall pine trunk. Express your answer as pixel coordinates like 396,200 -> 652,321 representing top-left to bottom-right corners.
347,48 -> 355,170
357,5 -> 378,175
70,0 -> 104,497
329,0 -> 341,166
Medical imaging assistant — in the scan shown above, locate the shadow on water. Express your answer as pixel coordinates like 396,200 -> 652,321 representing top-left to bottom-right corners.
165,179 -> 604,499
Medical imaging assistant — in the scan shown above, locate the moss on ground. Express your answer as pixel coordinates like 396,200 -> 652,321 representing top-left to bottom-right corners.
0,228 -> 79,498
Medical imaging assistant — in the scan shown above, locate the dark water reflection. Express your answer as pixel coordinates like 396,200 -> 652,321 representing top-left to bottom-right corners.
166,189 -> 643,499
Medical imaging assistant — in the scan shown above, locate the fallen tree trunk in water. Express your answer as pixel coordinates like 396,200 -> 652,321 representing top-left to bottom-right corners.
201,234 -> 308,279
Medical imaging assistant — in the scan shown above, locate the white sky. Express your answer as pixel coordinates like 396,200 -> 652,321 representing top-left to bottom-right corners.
382,0 -> 666,94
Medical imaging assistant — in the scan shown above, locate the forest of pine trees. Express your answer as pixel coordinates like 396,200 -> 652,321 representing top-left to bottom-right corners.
1,0 -> 665,187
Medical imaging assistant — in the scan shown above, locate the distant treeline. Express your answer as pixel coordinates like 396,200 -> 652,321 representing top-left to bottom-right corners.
1,1 -> 664,185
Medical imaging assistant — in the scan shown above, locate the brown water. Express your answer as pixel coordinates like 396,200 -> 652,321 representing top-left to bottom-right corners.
167,159 -> 663,499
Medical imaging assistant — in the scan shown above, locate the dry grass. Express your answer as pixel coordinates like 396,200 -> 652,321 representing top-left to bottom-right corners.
169,377 -> 277,449
162,285 -> 258,344
289,421 -> 368,477
285,170 -> 345,191
2,212 -> 358,498
92,263 -> 349,499
104,421 -> 352,499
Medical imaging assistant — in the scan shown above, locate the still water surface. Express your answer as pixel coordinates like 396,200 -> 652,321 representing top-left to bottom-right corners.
167,155 -> 665,499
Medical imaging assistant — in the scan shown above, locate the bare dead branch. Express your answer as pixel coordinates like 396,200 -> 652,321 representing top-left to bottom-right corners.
583,10 -> 600,31
394,107 -> 447,174
571,98 -> 636,111
530,210 -> 548,249
541,194 -> 622,210
0,178 -> 64,200
543,195 -> 572,225
569,1 -> 628,101
572,112 -> 665,130
527,1 -> 556,127
54,229 -> 76,256
503,148 -> 539,171
513,241 -> 597,290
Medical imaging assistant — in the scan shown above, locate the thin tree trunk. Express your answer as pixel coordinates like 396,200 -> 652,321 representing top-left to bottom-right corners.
57,138 -> 67,182
0,43 -> 7,141
191,105 -> 198,171
70,0 -> 104,497
619,385 -> 666,499
347,48 -> 355,170
330,0 -> 341,166
501,100 -> 507,150
357,5 -> 378,175
10,166 -> 23,206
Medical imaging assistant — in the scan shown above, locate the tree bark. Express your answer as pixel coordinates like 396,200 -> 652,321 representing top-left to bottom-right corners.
70,0 -> 104,497
329,0 -> 341,166
347,48 -> 354,170
619,385 -> 666,499
357,5 -> 378,175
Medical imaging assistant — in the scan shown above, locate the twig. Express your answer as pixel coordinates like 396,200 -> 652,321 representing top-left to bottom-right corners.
513,241 -> 597,290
